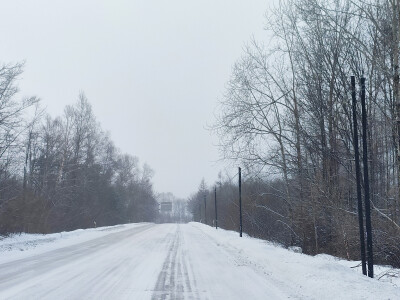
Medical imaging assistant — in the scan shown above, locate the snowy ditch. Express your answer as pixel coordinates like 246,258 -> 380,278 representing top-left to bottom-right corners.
189,222 -> 400,293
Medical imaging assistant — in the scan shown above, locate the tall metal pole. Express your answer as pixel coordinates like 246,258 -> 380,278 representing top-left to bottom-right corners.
360,77 -> 374,278
199,201 -> 202,223
214,186 -> 218,229
204,194 -> 207,225
351,76 -> 367,276
239,167 -> 242,237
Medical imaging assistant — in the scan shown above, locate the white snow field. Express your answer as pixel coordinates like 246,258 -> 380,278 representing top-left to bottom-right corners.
0,223 -> 399,299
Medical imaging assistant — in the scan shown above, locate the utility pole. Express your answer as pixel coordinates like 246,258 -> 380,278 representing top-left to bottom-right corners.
351,75 -> 367,276
214,186 -> 218,229
239,167 -> 242,237
199,201 -> 202,223
360,77 -> 374,278
204,193 -> 207,225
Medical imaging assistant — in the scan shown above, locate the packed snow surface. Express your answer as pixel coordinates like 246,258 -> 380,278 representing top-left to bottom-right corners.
0,222 -> 398,299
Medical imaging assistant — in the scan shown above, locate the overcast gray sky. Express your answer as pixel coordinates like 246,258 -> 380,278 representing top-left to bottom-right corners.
1,0 -> 274,198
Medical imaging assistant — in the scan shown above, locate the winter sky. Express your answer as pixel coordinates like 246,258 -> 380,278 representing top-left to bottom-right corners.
0,0 -> 274,198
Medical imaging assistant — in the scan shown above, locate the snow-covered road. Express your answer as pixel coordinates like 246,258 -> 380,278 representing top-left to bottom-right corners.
0,223 -> 398,299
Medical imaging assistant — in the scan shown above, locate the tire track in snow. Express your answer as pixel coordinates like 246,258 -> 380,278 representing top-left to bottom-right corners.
152,224 -> 198,300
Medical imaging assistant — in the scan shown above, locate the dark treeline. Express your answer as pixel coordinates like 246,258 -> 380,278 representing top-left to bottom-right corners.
190,0 -> 400,268
0,62 -> 158,235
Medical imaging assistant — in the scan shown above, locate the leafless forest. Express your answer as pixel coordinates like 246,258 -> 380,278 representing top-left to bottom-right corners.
0,63 -> 158,233
2,0 -> 400,270
189,0 -> 400,268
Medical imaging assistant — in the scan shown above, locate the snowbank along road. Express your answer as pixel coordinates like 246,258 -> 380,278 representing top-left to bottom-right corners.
0,223 -> 398,299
